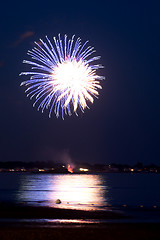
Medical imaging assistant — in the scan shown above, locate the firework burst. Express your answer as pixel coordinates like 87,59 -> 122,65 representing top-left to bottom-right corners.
20,34 -> 105,119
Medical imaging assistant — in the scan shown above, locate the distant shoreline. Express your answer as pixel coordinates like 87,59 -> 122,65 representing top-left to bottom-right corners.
0,171 -> 160,174
0,161 -> 159,174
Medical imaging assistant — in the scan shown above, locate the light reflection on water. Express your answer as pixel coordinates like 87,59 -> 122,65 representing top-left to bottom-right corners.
1,172 -> 160,210
17,174 -> 108,210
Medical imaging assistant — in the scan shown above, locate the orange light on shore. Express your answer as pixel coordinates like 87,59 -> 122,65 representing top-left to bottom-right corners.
79,168 -> 89,172
67,164 -> 73,173
38,169 -> 45,172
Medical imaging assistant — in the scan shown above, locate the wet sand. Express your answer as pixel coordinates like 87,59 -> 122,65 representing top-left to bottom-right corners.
0,223 -> 160,240
0,203 -> 127,219
0,204 -> 160,240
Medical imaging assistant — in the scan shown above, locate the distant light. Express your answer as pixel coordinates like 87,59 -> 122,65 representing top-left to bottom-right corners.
38,169 -> 45,172
130,168 -> 134,172
79,168 -> 89,172
67,164 -> 73,173
21,168 -> 26,172
107,204 -> 112,207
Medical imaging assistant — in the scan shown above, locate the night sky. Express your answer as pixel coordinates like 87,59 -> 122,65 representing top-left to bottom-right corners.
0,0 -> 159,165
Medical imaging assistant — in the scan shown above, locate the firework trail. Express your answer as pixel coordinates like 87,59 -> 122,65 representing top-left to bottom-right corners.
20,34 -> 105,119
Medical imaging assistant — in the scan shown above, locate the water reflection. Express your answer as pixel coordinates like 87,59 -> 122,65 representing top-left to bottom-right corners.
17,174 -> 108,210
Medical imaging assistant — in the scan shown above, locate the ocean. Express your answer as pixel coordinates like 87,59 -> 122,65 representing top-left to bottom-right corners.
0,172 -> 160,210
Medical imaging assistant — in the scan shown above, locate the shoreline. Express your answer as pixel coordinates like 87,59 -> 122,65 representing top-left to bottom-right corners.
0,203 -> 127,220
0,202 -> 160,221
0,204 -> 160,239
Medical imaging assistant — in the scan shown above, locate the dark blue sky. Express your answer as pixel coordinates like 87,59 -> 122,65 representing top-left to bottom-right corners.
0,0 -> 159,165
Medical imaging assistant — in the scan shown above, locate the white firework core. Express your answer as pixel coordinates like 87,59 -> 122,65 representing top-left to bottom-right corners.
20,34 -> 105,119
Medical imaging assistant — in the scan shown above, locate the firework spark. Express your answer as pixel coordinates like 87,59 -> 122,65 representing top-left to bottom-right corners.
20,34 -> 105,119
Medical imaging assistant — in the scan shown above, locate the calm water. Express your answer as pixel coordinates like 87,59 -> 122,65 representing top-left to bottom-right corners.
0,172 -> 160,210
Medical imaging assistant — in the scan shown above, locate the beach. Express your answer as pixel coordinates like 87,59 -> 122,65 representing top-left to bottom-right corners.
0,223 -> 160,240
0,204 -> 160,240
0,202 -> 127,219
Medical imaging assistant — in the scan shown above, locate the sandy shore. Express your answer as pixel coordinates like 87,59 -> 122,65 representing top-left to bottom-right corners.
0,223 -> 160,240
0,203 -> 127,219
0,203 -> 160,240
